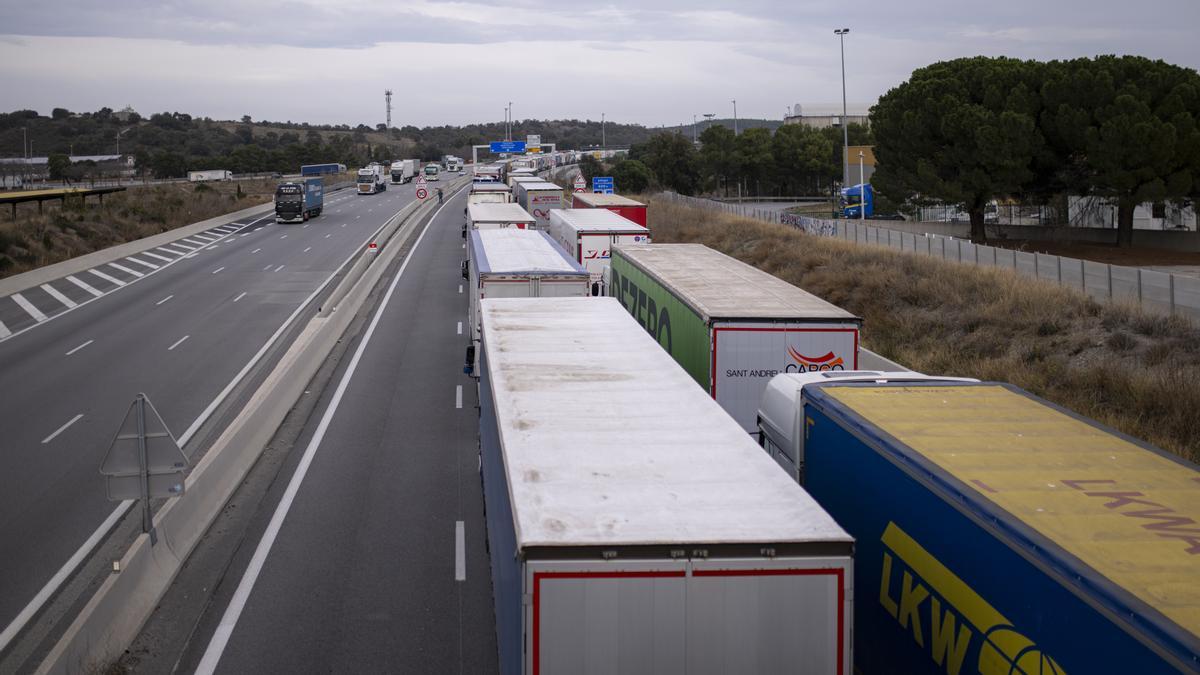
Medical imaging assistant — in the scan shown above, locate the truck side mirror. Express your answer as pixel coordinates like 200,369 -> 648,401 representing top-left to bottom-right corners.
463,345 -> 476,376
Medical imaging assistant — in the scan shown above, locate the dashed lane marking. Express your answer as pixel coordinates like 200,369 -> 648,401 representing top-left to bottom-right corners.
168,335 -> 189,351
233,292 -> 247,302
65,339 -> 93,356
156,295 -> 173,306
41,414 -> 83,444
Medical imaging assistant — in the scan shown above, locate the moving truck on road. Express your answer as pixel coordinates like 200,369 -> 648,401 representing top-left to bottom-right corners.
390,159 -> 418,184
783,378 -> 1200,674
274,177 -> 324,223
356,166 -> 387,195
462,230 -> 589,375
301,163 -> 345,176
188,169 -> 232,182
512,180 -> 563,230
548,208 -> 649,293
570,192 -> 649,228
467,203 -> 536,232
610,243 -> 861,432
477,297 -> 854,675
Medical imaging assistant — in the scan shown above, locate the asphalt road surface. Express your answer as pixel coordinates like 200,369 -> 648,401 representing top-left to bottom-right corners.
0,181 -> 421,643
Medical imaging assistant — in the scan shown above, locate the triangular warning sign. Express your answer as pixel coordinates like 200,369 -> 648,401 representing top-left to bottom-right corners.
100,394 -> 188,477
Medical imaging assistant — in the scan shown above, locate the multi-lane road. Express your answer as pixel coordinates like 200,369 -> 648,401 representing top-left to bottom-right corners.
0,180 -> 426,651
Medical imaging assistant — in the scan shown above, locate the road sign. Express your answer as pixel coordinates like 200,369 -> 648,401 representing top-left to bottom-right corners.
416,175 -> 427,186
416,187 -> 428,200
367,242 -> 379,254
101,393 -> 189,539
490,141 -> 526,154
574,187 -> 585,193
592,176 -> 615,194
573,176 -> 586,190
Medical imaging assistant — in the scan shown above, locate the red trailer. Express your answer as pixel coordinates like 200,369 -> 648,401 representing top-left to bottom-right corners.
570,192 -> 648,228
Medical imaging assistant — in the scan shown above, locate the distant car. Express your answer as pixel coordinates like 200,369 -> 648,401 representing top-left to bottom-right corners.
271,172 -> 282,179
458,169 -> 465,175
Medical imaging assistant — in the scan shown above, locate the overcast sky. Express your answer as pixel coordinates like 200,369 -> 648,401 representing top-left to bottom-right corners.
2,0 -> 1197,129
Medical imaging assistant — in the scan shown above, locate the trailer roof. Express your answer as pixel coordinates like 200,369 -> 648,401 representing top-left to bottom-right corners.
807,382 -> 1200,648
470,183 -> 512,193
517,181 -> 562,191
471,230 -> 587,276
480,297 -> 851,548
615,244 -> 858,321
468,203 -> 536,223
572,192 -> 645,208
549,208 -> 648,234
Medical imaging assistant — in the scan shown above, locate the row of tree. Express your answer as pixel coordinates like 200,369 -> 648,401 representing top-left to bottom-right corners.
872,55 -> 1200,245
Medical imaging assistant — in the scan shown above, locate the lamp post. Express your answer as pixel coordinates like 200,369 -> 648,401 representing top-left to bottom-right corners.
693,114 -> 698,143
859,150 -> 866,221
702,113 -> 715,135
731,100 -> 738,135
834,28 -> 850,189
507,102 -> 513,141
601,113 -> 606,150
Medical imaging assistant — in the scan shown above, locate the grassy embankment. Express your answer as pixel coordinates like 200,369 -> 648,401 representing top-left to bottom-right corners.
0,173 -> 351,279
645,196 -> 1200,462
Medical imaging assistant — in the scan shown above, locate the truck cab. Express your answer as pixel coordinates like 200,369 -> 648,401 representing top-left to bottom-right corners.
274,178 -> 323,223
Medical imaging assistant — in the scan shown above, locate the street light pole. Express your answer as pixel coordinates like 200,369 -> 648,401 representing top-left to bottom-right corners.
859,150 -> 866,221
601,113 -> 606,150
693,114 -> 697,143
835,28 -> 850,190
731,100 -> 738,135
508,102 -> 513,141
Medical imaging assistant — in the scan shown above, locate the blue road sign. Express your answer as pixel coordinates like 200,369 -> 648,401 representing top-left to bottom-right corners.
490,141 -> 527,153
592,176 -> 615,194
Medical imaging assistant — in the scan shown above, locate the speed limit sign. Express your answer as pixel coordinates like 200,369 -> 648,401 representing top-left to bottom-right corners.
416,187 -> 428,200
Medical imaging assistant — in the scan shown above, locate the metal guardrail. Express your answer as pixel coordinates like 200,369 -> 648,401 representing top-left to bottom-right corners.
660,192 -> 1200,323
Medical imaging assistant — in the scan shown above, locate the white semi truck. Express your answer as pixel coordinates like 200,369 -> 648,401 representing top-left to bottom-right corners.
389,159 -> 417,185
357,166 -> 387,195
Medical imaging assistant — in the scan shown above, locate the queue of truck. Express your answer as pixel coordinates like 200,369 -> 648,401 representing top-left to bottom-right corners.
457,174 -> 1200,674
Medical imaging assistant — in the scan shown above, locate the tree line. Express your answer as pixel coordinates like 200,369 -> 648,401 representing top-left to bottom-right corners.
872,55 -> 1200,245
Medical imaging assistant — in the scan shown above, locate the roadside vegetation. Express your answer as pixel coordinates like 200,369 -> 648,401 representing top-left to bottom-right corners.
0,176 -> 343,278
646,196 -> 1200,462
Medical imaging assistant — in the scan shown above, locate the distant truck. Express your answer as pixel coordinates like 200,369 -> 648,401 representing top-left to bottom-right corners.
446,156 -> 463,172
512,180 -> 563,230
462,230 -> 589,374
473,164 -> 503,183
840,183 -> 873,218
477,297 -> 854,675
356,166 -> 387,195
390,159 -> 418,185
570,192 -> 648,228
548,208 -> 649,294
609,243 -> 861,433
274,178 -> 324,223
300,163 -> 346,176
423,164 -> 440,182
188,169 -> 232,182
762,375 -> 1200,675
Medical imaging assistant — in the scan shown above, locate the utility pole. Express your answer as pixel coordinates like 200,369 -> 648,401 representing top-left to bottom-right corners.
835,28 -> 851,189
693,114 -> 698,143
859,150 -> 866,221
601,113 -> 606,150
731,100 -> 738,135
385,89 -> 393,130
508,102 -> 513,141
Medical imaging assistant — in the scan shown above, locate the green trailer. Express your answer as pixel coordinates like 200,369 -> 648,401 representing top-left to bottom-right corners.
609,243 -> 861,432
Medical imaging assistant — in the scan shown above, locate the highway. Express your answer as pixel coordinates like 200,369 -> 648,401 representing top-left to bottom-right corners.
153,185 -> 495,673
0,180 -> 422,647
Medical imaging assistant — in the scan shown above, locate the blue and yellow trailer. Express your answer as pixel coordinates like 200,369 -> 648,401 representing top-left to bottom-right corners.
800,381 -> 1199,674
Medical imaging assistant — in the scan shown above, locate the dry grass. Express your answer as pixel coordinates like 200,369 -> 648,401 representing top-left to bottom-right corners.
0,174 -> 348,278
645,196 -> 1200,462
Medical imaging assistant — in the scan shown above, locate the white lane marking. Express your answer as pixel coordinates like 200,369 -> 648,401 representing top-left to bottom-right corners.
215,225 -> 239,232
303,247 -> 311,253
40,284 -> 77,309
182,238 -> 207,246
65,339 -> 93,355
456,321 -> 462,335
127,256 -> 159,270
206,245 -> 219,251
279,234 -> 288,239
194,188 -> 453,675
191,234 -> 217,242
66,275 -> 104,297
462,243 -> 465,249
455,521 -> 466,581
274,265 -> 285,272
142,251 -> 172,262
458,284 -> 462,294
355,216 -> 361,219
341,224 -> 346,228
172,241 -> 197,250
168,335 -> 189,350
212,266 -> 225,274
324,234 -> 331,239
108,262 -> 144,278
239,233 -> 250,238
302,224 -> 309,229
233,292 -> 247,303
41,414 -> 83,444
162,245 -> 191,255
455,385 -> 463,409
0,319 -> 10,339
263,264 -> 272,271
156,295 -> 174,306
11,293 -> 48,322
251,248 -> 261,254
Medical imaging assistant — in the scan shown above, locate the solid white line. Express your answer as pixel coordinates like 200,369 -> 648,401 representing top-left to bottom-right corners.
168,335 -> 189,351
142,251 -> 172,262
0,319 -> 10,339
66,275 -> 104,297
127,256 -> 159,270
274,264 -> 285,272
40,284 -> 77,309
455,521 -> 466,581
195,195 -> 447,675
212,266 -> 225,274
65,339 -> 93,355
42,414 -> 83,444
457,321 -> 462,335
11,293 -> 48,322
156,295 -> 173,305
455,385 -> 463,409
251,248 -> 261,254
233,291 -> 247,302
108,262 -> 144,278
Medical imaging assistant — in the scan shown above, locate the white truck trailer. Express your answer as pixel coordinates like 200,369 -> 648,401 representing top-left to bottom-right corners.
467,182 -> 513,206
462,230 -> 590,375
478,297 -> 854,675
467,203 -> 536,231
390,159 -> 417,184
356,166 -> 387,195
609,244 -> 862,433
188,169 -> 232,182
512,180 -> 563,230
548,208 -> 650,293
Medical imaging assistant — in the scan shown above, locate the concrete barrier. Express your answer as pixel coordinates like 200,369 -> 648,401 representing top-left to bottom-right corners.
34,183 -> 465,675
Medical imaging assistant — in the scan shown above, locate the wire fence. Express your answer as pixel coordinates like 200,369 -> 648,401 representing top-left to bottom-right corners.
659,192 -> 1200,323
